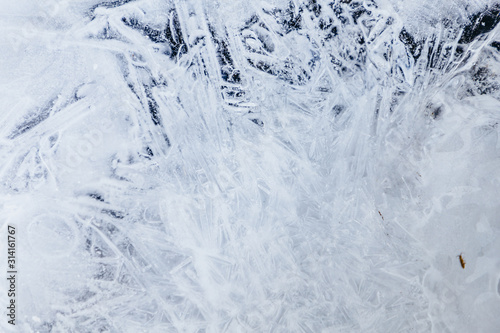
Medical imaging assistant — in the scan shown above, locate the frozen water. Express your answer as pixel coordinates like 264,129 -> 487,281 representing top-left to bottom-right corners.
1,0 -> 500,332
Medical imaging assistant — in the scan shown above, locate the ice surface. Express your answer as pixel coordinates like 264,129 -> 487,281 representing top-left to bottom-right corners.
1,0 -> 500,332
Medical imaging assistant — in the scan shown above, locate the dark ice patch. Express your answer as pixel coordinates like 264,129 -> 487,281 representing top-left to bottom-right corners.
459,5 -> 500,44
399,28 -> 423,60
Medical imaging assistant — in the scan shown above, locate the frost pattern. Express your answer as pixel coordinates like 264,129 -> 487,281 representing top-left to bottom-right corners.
1,0 -> 500,332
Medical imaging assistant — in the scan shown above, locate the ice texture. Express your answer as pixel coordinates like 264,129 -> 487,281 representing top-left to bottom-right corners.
1,0 -> 500,332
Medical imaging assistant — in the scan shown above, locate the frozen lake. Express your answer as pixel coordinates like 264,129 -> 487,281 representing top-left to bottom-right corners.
1,0 -> 500,332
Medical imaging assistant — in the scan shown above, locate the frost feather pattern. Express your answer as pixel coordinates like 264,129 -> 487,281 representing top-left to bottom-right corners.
1,0 -> 500,332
